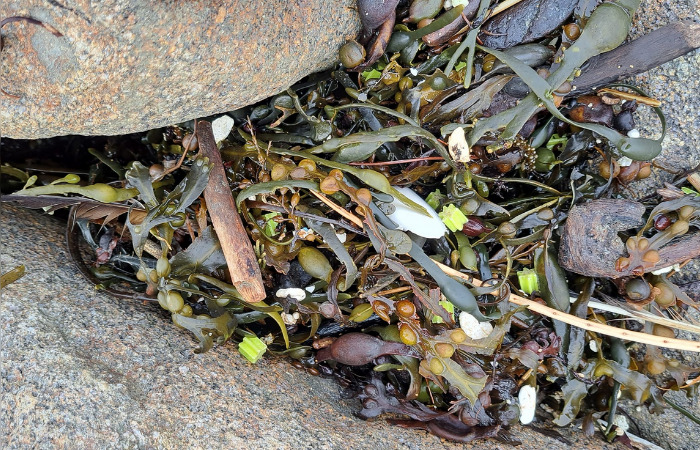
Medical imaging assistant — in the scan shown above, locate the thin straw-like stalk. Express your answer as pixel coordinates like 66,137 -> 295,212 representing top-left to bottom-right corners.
435,261 -> 700,352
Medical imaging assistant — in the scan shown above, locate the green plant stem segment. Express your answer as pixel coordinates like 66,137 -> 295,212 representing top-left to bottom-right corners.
239,336 -> 268,363
517,268 -> 539,295
439,204 -> 468,232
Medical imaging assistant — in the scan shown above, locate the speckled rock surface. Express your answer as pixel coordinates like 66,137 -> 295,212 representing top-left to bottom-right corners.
628,1 -> 700,194
0,1 -> 361,139
0,205 -> 621,449
623,2 -> 700,449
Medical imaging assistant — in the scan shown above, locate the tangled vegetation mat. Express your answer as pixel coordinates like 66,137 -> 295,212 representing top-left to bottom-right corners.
2,0 -> 699,445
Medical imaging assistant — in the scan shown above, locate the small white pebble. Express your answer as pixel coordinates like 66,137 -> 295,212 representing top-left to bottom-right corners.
459,311 -> 493,340
211,115 -> 234,144
335,230 -> 347,243
357,93 -> 368,102
518,385 -> 537,424
281,312 -> 297,325
617,156 -> 633,167
275,288 -> 306,301
589,340 -> 598,352
448,126 -> 470,163
410,68 -> 418,76
627,128 -> 641,139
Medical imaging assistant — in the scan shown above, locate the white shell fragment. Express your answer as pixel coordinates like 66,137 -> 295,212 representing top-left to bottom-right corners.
617,156 -> 633,167
275,288 -> 306,302
281,313 -> 297,325
651,263 -> 678,275
518,385 -> 537,424
384,187 -> 447,239
211,115 -> 235,144
458,311 -> 494,340
627,129 -> 640,139
448,126 -> 470,163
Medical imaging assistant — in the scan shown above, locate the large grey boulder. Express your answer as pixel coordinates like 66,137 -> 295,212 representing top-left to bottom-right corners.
0,1 -> 360,139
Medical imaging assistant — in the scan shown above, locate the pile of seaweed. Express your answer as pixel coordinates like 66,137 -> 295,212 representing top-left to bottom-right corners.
2,0 -> 699,445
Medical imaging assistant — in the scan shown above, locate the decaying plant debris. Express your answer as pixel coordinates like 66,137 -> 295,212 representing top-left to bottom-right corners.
2,0 -> 700,445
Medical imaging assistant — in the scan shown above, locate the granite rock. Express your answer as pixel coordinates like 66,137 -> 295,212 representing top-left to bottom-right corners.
0,205 -> 622,449
0,1 -> 361,139
617,2 -> 700,449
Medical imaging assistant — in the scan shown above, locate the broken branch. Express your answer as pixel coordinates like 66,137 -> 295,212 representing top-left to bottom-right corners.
197,120 -> 266,303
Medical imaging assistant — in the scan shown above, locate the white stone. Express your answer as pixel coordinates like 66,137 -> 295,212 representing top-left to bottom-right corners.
275,288 -> 306,301
617,156 -> 633,167
448,126 -> 470,163
518,385 -> 537,424
211,115 -> 235,143
281,313 -> 297,325
459,311 -> 493,340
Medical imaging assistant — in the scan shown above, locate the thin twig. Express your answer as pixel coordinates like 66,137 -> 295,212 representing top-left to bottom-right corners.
349,157 -> 445,166
434,261 -> 700,353
309,190 -> 364,228
596,88 -> 662,107
488,0 -> 525,19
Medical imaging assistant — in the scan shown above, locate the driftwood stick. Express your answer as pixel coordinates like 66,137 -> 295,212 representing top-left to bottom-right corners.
197,121 -> 266,303
570,21 -> 700,95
